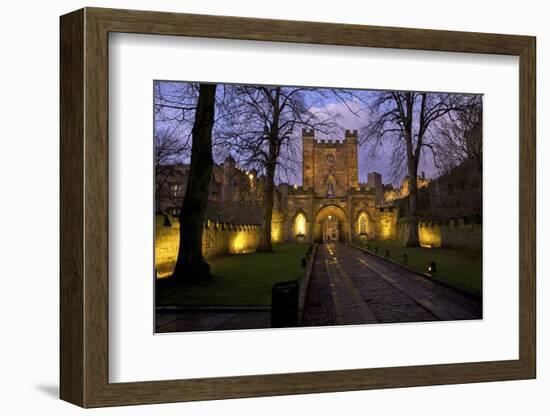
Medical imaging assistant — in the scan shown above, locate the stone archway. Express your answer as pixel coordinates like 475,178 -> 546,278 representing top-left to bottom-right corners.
313,205 -> 350,243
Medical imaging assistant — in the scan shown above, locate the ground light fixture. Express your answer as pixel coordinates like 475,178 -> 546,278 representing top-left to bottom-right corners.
428,261 -> 437,273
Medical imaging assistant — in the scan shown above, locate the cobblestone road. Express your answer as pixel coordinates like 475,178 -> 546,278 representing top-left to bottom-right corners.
302,243 -> 482,326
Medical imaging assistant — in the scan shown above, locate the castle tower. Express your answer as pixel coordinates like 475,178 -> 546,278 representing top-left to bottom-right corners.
367,172 -> 383,204
302,128 -> 361,196
345,129 -> 359,190
302,129 -> 314,190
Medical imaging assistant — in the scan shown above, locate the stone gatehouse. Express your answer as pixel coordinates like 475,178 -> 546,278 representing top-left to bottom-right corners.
274,129 -> 396,244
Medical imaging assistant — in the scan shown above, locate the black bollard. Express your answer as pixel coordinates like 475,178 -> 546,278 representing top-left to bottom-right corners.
428,261 -> 437,273
301,257 -> 307,268
374,246 -> 378,254
385,249 -> 390,258
403,254 -> 408,264
271,280 -> 299,328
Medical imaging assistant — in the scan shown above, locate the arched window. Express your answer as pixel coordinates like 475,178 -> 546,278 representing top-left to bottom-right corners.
358,212 -> 368,235
327,177 -> 335,197
294,212 -> 307,237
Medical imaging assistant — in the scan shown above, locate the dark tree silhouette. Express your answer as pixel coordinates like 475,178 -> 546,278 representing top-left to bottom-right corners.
218,85 -> 338,252
365,92 -> 468,246
172,83 -> 217,281
431,96 -> 483,175
154,127 -> 191,212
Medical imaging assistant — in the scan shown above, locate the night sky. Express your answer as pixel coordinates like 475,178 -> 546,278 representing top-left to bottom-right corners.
155,81 -> 473,187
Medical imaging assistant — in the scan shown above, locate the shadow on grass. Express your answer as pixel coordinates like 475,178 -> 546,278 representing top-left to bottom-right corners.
156,243 -> 309,307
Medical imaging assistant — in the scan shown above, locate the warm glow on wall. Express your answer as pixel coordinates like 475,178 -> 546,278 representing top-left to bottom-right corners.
231,232 -> 246,252
419,225 -> 442,248
381,223 -> 392,238
271,222 -> 282,243
375,209 -> 398,241
271,211 -> 284,243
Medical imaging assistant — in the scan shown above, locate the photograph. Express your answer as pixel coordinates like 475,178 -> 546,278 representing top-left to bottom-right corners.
153,81 -> 483,333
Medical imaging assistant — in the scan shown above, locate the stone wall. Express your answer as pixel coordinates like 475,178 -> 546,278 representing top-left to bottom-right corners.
271,209 -> 285,243
396,218 -> 482,249
375,207 -> 399,240
155,215 -> 261,278
302,129 -> 359,196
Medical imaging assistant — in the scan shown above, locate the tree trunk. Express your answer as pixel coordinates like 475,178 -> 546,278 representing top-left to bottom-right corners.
258,136 -> 276,252
406,165 -> 420,247
172,83 -> 217,281
404,92 -> 421,247
257,88 -> 281,252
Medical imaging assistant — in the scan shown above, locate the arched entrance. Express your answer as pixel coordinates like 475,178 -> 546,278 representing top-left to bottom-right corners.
313,205 -> 349,243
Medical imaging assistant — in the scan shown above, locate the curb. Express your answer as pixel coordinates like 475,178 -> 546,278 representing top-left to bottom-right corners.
298,244 -> 318,324
156,305 -> 271,312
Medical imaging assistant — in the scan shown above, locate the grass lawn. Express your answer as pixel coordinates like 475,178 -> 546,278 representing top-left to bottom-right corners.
355,240 -> 482,294
156,243 -> 309,306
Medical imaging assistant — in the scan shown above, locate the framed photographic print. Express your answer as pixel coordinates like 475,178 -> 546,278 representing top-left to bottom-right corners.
60,7 -> 536,408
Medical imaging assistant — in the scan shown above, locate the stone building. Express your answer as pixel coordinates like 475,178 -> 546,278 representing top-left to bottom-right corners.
155,126 -> 483,266
274,129 -> 396,244
382,172 -> 430,205
156,128 -> 401,246
156,156 -> 264,224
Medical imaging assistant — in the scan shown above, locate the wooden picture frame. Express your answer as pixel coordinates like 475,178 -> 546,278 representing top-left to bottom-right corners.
60,7 -> 536,408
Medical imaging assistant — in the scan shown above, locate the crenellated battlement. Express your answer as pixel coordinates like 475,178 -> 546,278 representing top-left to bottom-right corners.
301,128 -> 358,146
315,138 -> 346,146
155,215 -> 261,278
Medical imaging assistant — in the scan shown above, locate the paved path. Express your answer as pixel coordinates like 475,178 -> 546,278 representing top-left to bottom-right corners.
156,309 -> 271,333
302,243 -> 481,326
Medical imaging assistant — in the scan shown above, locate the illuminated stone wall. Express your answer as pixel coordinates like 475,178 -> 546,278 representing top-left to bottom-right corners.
302,129 -> 359,196
396,219 -> 482,249
155,215 -> 180,278
350,196 -> 377,240
155,215 -> 261,278
271,209 -> 285,243
375,207 -> 399,240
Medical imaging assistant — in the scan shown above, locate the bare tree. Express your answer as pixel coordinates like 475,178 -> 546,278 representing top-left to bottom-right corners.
154,127 -> 190,211
171,83 -> 217,282
218,85 -> 338,252
365,91 -> 469,246
154,81 -> 199,213
430,96 -> 482,175
154,81 -> 199,126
